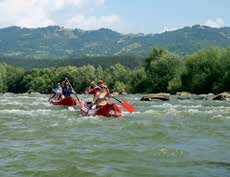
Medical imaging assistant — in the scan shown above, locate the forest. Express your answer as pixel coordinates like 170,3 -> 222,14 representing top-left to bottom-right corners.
0,47 -> 229,94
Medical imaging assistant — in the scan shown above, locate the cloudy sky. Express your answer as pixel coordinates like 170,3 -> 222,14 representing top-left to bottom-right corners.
0,0 -> 229,33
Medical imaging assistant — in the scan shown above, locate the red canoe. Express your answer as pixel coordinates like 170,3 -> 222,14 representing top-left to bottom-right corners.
81,102 -> 122,117
51,97 -> 80,106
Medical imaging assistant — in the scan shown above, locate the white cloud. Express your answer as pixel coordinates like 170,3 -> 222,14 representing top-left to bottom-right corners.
162,26 -> 178,32
49,0 -> 105,11
0,0 -> 115,29
204,18 -> 225,28
65,15 -> 121,30
0,0 -> 54,27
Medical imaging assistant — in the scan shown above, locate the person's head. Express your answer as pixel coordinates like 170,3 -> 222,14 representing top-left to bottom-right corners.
90,81 -> 97,88
57,83 -> 61,88
64,81 -> 69,87
97,80 -> 104,86
99,84 -> 108,93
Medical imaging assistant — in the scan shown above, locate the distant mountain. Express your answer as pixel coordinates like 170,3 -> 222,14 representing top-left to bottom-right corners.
0,25 -> 230,59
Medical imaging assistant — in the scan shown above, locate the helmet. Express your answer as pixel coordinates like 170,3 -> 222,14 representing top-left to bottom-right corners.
97,80 -> 104,84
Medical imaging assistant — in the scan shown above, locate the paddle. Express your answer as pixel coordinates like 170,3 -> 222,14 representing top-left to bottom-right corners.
48,94 -> 55,102
48,88 -> 59,102
111,96 -> 135,113
64,78 -> 81,103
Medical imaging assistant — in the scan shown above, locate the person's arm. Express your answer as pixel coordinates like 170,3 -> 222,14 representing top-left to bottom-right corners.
49,89 -> 56,101
92,92 -> 99,105
84,88 -> 89,94
71,88 -> 76,94
68,87 -> 75,95
84,86 -> 92,94
104,85 -> 111,97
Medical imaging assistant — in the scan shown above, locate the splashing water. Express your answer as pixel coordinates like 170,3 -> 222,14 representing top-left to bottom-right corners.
0,93 -> 229,177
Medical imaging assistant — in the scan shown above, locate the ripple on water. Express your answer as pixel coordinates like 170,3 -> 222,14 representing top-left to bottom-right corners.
0,94 -> 229,177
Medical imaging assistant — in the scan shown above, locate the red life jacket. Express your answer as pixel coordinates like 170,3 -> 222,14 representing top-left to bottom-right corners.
88,87 -> 100,94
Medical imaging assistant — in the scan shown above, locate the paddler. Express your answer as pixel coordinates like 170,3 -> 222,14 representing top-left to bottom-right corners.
51,82 -> 63,100
62,80 -> 76,98
92,80 -> 111,108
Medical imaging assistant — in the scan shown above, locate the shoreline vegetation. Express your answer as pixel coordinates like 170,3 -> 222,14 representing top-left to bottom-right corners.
0,47 -> 229,96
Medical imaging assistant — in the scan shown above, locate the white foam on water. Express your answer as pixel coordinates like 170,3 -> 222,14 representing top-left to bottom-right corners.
167,108 -> 178,114
205,110 -> 217,114
0,109 -> 52,116
30,101 -> 51,106
212,114 -> 230,119
79,115 -> 101,121
143,109 -> 156,114
0,101 -> 22,105
214,114 -> 223,118
182,108 -> 228,115
50,122 -> 59,127
67,107 -> 76,111
121,111 -> 142,117
0,100 -> 51,107
187,109 -> 199,113
151,103 -> 203,109
133,111 -> 141,114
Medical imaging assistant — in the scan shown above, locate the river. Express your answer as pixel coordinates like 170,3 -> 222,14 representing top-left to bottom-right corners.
0,93 -> 229,177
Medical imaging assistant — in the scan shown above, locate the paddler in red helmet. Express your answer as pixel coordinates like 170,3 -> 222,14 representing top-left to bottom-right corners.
92,80 -> 111,108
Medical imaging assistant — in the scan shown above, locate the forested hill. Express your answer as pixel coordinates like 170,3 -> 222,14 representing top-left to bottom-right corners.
0,25 -> 230,59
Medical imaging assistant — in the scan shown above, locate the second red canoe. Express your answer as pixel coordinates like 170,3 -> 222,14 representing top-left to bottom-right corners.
51,97 -> 80,106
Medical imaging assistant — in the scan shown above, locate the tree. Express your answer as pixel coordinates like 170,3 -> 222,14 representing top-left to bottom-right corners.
144,48 -> 182,93
128,68 -> 147,93
214,48 -> 230,92
6,65 -> 25,93
0,64 -> 7,93
181,48 -> 222,93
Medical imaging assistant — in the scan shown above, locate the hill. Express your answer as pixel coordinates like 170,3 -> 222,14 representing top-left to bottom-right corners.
0,25 -> 230,59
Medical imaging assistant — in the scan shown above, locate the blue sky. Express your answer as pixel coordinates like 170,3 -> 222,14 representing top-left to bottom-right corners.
0,0 -> 229,33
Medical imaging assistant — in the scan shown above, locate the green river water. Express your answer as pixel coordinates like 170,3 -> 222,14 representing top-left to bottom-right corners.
0,93 -> 229,177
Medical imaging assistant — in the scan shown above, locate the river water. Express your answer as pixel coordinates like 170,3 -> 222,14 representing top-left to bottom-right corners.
0,93 -> 229,177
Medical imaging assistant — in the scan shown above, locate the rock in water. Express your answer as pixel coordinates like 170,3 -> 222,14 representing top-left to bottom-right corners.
212,92 -> 230,101
140,93 -> 170,101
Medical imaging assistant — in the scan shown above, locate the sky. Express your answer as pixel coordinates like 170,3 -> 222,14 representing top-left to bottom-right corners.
0,0 -> 229,34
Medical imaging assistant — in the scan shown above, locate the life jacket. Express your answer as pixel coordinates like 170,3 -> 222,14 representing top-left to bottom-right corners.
88,87 -> 100,94
54,87 -> 62,99
62,87 -> 72,97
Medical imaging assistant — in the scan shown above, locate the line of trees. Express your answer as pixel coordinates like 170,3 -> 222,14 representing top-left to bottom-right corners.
0,47 -> 229,94
0,55 -> 144,69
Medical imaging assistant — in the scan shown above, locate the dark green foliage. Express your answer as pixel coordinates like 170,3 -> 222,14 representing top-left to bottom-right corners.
0,64 -> 7,93
0,55 -> 144,69
181,48 -> 223,93
6,65 -> 25,93
0,47 -> 229,94
212,48 -> 230,92
144,48 -> 183,93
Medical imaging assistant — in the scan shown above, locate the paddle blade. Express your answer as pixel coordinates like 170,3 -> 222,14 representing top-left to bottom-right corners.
121,102 -> 135,113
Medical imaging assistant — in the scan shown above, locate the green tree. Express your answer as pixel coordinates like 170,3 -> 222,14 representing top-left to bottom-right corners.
181,48 -> 222,93
128,68 -> 147,93
214,48 -> 230,92
144,48 -> 182,93
0,64 -> 7,93
6,65 -> 25,93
